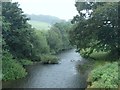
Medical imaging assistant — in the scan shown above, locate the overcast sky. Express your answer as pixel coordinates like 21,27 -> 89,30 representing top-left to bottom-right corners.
12,0 -> 78,20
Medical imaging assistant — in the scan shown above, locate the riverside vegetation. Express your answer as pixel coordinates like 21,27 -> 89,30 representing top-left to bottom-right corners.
2,2 -> 72,81
1,1 -> 120,89
70,1 -> 120,89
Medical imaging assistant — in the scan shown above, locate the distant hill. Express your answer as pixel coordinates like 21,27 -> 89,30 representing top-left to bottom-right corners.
28,20 -> 51,30
26,14 -> 65,25
26,14 -> 66,30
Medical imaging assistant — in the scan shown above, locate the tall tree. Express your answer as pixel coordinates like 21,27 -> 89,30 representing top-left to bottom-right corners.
2,2 -> 38,59
70,2 -> 119,58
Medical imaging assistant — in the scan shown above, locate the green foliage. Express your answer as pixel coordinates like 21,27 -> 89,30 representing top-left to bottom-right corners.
19,59 -> 33,66
26,30 -> 51,61
2,1 -> 72,61
2,2 -> 51,61
2,2 -> 36,59
80,48 -> 94,58
2,51 -> 27,81
47,22 -> 72,54
87,62 -> 119,88
41,54 -> 59,64
47,28 -> 63,53
2,1 -> 72,82
53,22 -> 72,50
92,3 -> 119,52
90,51 -> 109,60
35,30 -> 50,54
70,2 -> 119,58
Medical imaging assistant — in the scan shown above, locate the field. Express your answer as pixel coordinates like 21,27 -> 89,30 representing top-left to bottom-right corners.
28,20 -> 51,30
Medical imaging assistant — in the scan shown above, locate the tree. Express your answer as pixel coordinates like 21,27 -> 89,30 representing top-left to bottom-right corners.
47,28 -> 63,54
46,22 -> 72,54
2,2 -> 45,60
34,30 -> 50,54
53,22 -> 72,50
70,2 -> 119,58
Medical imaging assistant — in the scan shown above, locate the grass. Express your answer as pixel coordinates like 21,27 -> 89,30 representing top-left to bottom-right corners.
89,51 -> 110,67
87,62 -> 119,88
28,20 -> 51,30
85,51 -> 119,89
76,52 -> 110,75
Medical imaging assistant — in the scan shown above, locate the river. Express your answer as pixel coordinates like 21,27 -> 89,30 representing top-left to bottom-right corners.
2,49 -> 90,88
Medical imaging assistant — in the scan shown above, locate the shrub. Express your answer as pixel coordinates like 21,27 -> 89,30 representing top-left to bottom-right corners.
41,54 -> 59,64
2,51 -> 27,81
19,59 -> 33,66
90,51 -> 109,60
87,62 -> 119,88
80,48 -> 91,58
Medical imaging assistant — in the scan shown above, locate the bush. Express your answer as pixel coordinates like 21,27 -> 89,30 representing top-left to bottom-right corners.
19,59 -> 33,66
41,54 -> 59,64
87,62 -> 119,88
90,51 -> 109,60
2,51 -> 27,81
80,48 -> 94,58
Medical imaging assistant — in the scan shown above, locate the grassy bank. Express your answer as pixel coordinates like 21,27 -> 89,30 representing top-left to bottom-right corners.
2,51 -> 59,81
86,52 -> 119,89
87,62 -> 118,88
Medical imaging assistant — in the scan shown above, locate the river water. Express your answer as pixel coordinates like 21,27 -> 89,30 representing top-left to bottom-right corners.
2,49 -> 90,88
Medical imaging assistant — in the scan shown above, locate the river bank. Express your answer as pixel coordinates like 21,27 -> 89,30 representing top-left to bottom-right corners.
2,49 -> 92,88
85,52 -> 119,89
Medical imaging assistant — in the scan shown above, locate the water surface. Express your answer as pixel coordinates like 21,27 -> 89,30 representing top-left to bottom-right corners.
3,49 -> 89,88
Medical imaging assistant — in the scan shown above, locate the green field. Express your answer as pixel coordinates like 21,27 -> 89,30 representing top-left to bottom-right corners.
28,20 -> 51,30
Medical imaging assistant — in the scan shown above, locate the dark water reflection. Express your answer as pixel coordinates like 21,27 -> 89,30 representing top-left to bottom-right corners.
2,49 -> 91,88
